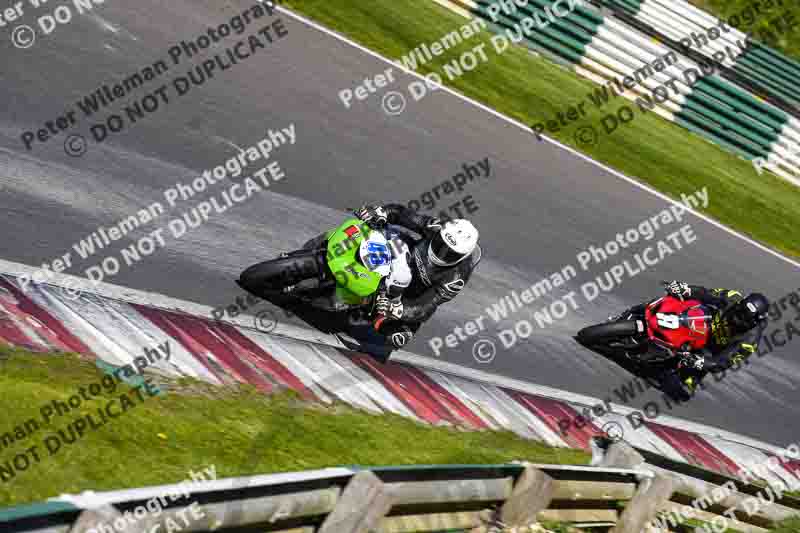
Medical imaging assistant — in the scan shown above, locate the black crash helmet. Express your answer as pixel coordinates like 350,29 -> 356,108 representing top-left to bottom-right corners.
729,293 -> 769,332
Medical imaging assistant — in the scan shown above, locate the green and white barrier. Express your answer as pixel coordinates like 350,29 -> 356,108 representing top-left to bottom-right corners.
601,0 -> 800,109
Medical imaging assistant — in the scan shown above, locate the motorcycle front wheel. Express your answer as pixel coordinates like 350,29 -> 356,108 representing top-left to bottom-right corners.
576,320 -> 639,344
237,250 -> 324,297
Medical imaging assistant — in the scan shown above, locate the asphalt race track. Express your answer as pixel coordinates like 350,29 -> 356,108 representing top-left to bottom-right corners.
1,0 -> 798,445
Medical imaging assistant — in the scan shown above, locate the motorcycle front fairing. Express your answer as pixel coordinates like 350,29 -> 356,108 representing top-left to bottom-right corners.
646,296 -> 713,352
325,218 -> 384,305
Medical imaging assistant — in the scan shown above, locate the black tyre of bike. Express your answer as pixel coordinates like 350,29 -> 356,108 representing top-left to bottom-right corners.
576,320 -> 639,344
237,251 -> 323,297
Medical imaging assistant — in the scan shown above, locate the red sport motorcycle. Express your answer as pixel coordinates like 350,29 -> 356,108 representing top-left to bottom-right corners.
576,293 -> 714,401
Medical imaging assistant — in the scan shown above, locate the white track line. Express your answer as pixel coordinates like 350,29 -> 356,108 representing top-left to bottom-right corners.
276,6 -> 800,271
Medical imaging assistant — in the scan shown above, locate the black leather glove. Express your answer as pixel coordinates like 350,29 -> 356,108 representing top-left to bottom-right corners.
355,204 -> 388,228
389,326 -> 413,349
375,295 -> 403,320
679,351 -> 705,371
374,294 -> 390,316
425,217 -> 443,232
665,280 -> 691,301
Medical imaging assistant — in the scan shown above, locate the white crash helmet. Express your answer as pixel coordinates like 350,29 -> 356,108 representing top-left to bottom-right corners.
428,219 -> 479,267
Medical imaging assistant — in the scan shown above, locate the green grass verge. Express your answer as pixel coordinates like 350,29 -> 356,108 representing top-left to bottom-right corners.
680,517 -> 745,532
770,516 -> 800,532
282,0 -> 800,259
0,347 -> 589,507
656,513 -> 800,532
688,0 -> 800,62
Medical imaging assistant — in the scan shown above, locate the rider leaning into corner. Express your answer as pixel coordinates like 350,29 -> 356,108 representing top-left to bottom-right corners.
353,203 -> 481,350
617,281 -> 769,393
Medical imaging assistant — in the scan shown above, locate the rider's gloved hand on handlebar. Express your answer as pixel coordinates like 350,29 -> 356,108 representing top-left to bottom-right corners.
374,312 -> 414,349
665,280 -> 691,301
388,301 -> 403,320
389,326 -> 413,349
374,294 -> 391,316
374,294 -> 403,320
679,351 -> 706,371
355,204 -> 388,228
425,217 -> 443,231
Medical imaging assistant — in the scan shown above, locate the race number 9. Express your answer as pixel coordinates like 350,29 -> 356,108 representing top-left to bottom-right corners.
656,313 -> 680,329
